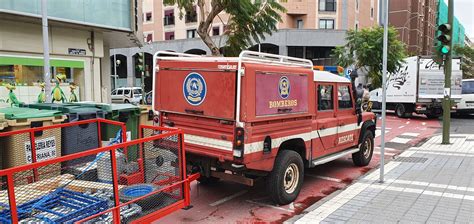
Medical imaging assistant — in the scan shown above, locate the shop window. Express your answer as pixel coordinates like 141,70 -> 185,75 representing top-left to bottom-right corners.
0,56 -> 85,103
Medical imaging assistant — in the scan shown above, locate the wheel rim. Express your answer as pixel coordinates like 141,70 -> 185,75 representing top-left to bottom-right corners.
396,106 -> 402,116
284,163 -> 299,194
363,137 -> 372,158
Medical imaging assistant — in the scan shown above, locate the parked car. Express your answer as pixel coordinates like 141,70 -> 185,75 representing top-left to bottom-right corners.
455,79 -> 474,116
111,87 -> 143,104
153,51 -> 376,205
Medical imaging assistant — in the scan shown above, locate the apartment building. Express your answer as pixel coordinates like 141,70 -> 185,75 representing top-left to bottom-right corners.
112,0 -> 379,88
142,0 -> 379,42
0,0 -> 142,103
388,0 -> 438,56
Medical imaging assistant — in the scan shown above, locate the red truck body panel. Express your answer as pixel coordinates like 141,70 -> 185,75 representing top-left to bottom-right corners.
154,57 -> 375,172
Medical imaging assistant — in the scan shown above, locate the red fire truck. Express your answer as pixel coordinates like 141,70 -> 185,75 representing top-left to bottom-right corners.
153,51 -> 376,205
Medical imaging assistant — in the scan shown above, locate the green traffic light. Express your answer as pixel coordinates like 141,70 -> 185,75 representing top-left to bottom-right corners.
441,46 -> 450,54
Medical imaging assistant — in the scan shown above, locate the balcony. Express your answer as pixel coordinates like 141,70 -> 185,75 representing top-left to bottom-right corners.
164,16 -> 175,26
185,13 -> 197,23
282,0 -> 308,15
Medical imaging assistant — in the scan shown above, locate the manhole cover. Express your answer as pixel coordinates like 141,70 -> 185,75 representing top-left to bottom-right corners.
394,156 -> 428,163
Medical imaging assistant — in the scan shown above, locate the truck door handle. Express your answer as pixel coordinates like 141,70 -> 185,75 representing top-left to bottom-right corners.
185,109 -> 204,115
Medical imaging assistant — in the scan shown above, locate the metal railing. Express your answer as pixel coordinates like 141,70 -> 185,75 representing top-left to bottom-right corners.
0,120 -> 198,223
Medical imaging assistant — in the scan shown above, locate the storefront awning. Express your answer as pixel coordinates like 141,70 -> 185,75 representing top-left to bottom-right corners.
0,56 -> 84,68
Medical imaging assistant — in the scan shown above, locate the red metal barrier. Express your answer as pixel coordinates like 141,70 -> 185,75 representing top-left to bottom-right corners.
0,121 -> 198,223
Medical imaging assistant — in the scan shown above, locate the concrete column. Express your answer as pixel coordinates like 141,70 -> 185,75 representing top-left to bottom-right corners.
279,45 -> 288,56
101,47 -> 111,103
92,57 -> 101,102
127,55 -> 134,87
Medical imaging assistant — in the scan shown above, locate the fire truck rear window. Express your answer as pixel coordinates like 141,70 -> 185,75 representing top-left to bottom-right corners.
318,85 -> 334,111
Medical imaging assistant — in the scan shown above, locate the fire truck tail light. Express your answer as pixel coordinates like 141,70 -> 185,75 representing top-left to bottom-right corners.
233,127 -> 245,158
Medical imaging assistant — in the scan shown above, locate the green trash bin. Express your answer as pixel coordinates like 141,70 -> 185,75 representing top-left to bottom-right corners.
20,103 -> 79,112
71,103 -> 141,161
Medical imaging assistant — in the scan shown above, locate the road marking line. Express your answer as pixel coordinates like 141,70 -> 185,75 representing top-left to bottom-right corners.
375,130 -> 390,137
401,132 -> 420,137
375,147 -> 399,152
374,151 -> 396,156
390,137 -> 411,144
210,190 -> 248,206
245,200 -> 294,212
305,174 -> 343,183
398,126 -> 405,129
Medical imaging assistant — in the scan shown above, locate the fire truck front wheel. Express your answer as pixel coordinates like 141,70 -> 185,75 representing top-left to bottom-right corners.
267,150 -> 304,205
352,131 -> 374,166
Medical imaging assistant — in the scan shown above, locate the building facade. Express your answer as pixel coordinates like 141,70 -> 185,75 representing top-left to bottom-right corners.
388,0 -> 438,56
0,0 -> 142,104
114,0 -> 379,90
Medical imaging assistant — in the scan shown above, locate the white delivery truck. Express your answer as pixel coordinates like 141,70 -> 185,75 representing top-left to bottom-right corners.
370,56 -> 462,118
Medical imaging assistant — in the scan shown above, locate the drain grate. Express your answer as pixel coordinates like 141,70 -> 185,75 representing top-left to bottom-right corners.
394,156 -> 428,163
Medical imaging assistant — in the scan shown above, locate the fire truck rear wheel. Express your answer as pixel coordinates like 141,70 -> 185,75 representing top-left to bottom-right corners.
267,150 -> 304,205
352,131 -> 374,166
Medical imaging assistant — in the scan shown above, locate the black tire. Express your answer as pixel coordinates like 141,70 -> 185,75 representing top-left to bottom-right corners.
352,131 -> 374,167
124,99 -> 130,103
267,150 -> 304,205
395,103 -> 410,118
197,176 -> 220,185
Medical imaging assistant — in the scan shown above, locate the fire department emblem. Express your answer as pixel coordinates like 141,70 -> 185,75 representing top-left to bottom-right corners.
279,76 -> 290,99
183,72 -> 207,106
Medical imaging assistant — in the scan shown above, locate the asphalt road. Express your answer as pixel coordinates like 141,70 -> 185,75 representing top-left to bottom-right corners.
157,113 -> 471,223
450,114 -> 474,134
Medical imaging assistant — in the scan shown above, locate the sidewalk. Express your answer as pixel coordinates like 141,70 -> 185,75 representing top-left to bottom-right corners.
289,134 -> 474,223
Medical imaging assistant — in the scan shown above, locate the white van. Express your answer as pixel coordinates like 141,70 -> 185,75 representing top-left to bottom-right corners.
456,79 -> 474,115
111,87 -> 143,104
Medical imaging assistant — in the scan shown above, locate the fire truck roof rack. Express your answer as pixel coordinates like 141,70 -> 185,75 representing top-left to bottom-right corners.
152,50 -> 313,69
238,50 -> 314,69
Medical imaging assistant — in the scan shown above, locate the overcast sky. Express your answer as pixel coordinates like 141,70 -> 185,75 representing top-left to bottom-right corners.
448,0 -> 474,38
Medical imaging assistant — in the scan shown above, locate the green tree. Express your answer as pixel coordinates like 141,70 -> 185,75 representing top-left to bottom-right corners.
453,45 -> 474,79
164,0 -> 285,56
332,27 -> 407,88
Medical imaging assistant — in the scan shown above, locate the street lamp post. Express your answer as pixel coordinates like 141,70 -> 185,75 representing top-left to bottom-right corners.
401,14 -> 424,44
380,0 -> 389,183
41,0 -> 51,102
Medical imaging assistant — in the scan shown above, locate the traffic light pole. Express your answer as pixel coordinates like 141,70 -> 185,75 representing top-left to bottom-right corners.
141,51 -> 146,105
442,0 -> 454,144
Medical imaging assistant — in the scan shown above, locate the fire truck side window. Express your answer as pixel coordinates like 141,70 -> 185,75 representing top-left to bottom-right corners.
318,85 -> 334,111
338,85 -> 353,109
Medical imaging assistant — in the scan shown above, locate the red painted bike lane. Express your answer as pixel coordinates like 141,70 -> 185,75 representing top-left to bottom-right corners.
157,114 -> 441,224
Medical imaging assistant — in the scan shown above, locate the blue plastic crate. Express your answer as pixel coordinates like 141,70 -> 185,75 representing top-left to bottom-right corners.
0,189 -> 108,223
